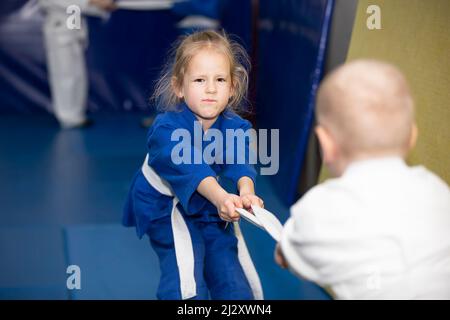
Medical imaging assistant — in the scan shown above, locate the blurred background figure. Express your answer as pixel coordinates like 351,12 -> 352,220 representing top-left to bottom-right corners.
172,0 -> 221,31
38,0 -> 116,128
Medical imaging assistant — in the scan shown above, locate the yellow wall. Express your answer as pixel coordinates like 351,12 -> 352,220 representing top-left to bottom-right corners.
321,0 -> 450,183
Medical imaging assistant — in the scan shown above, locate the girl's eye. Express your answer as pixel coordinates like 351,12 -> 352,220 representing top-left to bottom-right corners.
194,79 -> 205,83
217,78 -> 227,82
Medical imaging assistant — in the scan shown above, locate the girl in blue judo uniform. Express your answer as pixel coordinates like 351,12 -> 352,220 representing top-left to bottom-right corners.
123,30 -> 265,300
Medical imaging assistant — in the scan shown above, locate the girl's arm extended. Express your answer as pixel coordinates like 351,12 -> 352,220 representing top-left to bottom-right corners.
197,176 -> 243,222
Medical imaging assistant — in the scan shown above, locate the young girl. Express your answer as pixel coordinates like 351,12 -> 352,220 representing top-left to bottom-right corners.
123,30 -> 265,300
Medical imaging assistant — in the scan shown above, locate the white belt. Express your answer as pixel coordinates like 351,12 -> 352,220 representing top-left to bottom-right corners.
141,154 -> 263,300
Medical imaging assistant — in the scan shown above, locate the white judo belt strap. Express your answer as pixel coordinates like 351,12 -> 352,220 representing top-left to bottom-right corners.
233,222 -> 264,300
141,154 -> 196,300
141,154 -> 263,300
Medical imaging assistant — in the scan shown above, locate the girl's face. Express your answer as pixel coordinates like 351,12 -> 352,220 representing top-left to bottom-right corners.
176,49 -> 233,127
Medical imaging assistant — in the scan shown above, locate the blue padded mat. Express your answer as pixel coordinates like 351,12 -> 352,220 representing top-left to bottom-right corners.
0,226 -> 68,299
64,224 -> 160,300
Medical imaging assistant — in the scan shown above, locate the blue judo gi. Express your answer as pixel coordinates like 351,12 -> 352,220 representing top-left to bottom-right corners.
123,102 -> 263,300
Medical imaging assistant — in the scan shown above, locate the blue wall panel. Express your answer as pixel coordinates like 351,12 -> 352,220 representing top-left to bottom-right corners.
255,0 -> 334,205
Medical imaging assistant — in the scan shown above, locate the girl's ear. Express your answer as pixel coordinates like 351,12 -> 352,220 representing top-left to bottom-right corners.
228,76 -> 236,101
230,78 -> 235,97
172,77 -> 183,98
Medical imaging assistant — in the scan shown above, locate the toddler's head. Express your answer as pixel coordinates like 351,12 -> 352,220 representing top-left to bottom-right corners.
153,30 -> 250,123
315,59 -> 417,176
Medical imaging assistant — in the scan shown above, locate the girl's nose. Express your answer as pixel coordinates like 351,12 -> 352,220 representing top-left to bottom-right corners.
205,80 -> 217,93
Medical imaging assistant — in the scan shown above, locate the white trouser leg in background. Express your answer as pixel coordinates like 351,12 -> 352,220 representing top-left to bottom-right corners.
43,11 -> 88,127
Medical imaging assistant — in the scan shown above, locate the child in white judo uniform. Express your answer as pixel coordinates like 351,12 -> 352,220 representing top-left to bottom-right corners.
39,0 -> 116,128
276,60 -> 450,299
123,30 -> 264,300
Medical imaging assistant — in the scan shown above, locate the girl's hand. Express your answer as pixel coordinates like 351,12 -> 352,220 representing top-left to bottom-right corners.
240,193 -> 264,212
215,193 -> 243,222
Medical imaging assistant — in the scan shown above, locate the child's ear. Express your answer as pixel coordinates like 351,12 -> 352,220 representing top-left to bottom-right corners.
228,79 -> 235,101
230,81 -> 235,97
315,125 -> 338,165
408,123 -> 418,150
171,77 -> 183,98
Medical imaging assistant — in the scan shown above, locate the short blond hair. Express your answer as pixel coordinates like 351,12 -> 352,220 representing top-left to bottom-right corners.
316,59 -> 415,157
152,30 -> 250,113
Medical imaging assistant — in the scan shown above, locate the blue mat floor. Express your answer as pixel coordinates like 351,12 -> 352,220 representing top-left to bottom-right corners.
0,112 -> 330,300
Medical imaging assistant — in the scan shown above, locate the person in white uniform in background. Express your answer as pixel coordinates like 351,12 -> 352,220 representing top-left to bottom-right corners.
39,0 -> 116,128
275,59 -> 450,299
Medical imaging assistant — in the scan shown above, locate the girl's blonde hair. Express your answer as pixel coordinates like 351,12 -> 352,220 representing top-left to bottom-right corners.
152,30 -> 250,113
